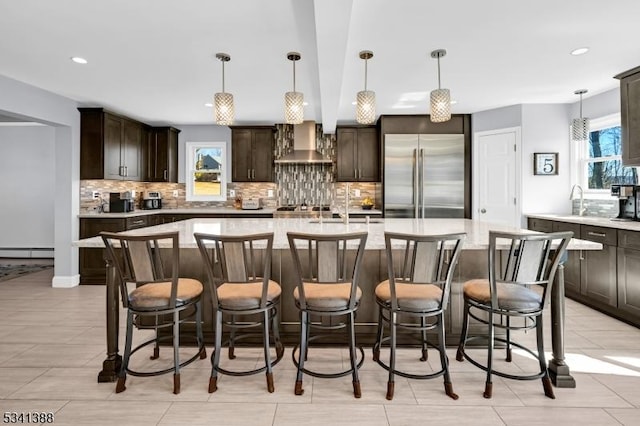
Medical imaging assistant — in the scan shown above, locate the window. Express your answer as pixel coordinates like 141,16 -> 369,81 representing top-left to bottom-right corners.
185,142 -> 227,201
576,114 -> 637,193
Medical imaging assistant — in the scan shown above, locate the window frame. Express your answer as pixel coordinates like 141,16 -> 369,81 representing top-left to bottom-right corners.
185,141 -> 227,202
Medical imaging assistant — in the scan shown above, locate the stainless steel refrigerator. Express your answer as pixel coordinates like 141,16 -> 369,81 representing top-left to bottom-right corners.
384,134 -> 465,218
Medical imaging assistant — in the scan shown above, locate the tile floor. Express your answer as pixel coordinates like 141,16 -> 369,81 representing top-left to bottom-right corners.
1,269 -> 640,425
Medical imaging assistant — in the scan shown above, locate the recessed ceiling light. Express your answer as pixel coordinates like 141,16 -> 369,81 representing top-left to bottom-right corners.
450,100 -> 458,105
303,102 -> 309,106
204,103 -> 213,107
570,47 -> 589,56
351,101 -> 357,105
70,56 -> 88,64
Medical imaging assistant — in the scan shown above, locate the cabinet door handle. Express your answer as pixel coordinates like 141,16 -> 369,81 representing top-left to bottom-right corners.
163,169 -> 168,180
119,165 -> 123,176
252,169 -> 255,179
124,166 -> 128,177
354,170 -> 357,179
579,249 -> 584,261
247,169 -> 251,179
587,231 -> 606,238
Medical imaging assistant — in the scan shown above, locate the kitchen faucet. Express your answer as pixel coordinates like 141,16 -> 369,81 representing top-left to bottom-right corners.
569,184 -> 586,216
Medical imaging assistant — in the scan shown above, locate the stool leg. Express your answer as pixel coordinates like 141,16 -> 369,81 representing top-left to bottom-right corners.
347,311 -> 361,399
484,312 -> 494,399
420,316 -> 428,362
438,313 -> 458,400
116,311 -> 134,393
456,300 -> 470,362
228,314 -> 236,359
150,315 -> 160,360
172,310 -> 181,395
294,311 -> 308,396
263,309 -> 274,393
505,316 -> 512,362
196,300 -> 207,360
272,306 -> 285,360
537,315 -> 555,399
386,311 -> 397,400
209,310 -> 222,393
373,305 -> 384,362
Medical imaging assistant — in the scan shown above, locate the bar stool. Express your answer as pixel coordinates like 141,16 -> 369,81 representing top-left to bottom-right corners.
100,231 -> 207,395
194,232 -> 284,394
456,230 -> 572,399
287,231 -> 368,398
372,232 -> 466,400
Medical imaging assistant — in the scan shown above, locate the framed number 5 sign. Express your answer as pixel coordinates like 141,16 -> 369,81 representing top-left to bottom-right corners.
533,152 -> 558,175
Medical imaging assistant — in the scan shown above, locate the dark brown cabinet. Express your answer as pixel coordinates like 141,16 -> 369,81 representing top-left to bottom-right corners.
615,66 -> 640,166
80,108 -> 144,181
617,231 -> 640,319
580,226 -> 618,307
336,126 -> 379,182
146,127 -> 180,182
552,221 -> 581,295
231,127 -> 275,182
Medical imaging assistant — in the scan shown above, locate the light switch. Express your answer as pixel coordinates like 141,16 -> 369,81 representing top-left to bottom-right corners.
229,189 -> 235,198
172,190 -> 179,198
355,189 -> 361,197
268,189 -> 274,198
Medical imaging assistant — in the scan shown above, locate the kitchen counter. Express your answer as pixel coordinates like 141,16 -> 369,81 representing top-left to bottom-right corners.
527,213 -> 640,231
77,207 -> 277,218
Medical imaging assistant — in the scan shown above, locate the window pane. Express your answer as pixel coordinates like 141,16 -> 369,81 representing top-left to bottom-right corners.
192,172 -> 222,196
195,148 -> 222,171
588,159 -> 637,189
589,126 -> 621,158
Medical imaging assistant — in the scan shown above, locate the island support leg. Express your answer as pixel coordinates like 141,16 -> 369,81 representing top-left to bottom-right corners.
98,261 -> 121,382
548,263 -> 576,388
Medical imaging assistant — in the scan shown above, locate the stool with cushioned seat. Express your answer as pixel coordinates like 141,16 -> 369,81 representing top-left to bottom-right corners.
100,231 -> 207,395
455,230 -> 572,399
194,232 -> 284,394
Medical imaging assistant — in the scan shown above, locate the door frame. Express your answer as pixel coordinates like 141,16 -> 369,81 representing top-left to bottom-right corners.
472,126 -> 522,226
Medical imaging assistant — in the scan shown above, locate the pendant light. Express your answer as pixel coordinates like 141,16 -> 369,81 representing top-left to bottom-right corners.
214,53 -> 234,125
356,50 -> 375,124
572,89 -> 589,141
429,49 -> 451,123
285,52 -> 303,124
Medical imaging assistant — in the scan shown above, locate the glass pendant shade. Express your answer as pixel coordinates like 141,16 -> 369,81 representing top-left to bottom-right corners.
430,88 -> 451,123
214,92 -> 234,126
214,53 -> 234,125
356,90 -> 375,124
571,89 -> 589,141
285,91 -> 304,124
285,52 -> 303,124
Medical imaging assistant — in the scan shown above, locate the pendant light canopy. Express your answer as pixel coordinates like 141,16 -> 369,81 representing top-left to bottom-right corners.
356,50 -> 375,124
214,53 -> 234,126
572,89 -> 589,141
285,52 -> 304,124
429,49 -> 451,123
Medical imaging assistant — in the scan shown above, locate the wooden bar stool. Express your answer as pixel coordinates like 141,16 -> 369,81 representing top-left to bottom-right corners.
373,232 -> 466,400
456,230 -> 572,399
195,232 -> 284,394
287,231 -> 368,398
100,231 -> 207,395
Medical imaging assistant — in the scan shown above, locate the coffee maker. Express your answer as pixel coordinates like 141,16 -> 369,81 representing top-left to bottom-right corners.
109,191 -> 135,213
611,184 -> 638,221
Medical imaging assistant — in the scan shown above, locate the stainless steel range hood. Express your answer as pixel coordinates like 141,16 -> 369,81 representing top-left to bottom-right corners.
274,121 -> 333,164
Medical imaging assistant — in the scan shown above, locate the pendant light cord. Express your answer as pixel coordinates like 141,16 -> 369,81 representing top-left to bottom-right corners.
437,56 -> 442,90
364,58 -> 368,91
292,60 -> 296,92
221,60 -> 225,93
579,92 -> 583,118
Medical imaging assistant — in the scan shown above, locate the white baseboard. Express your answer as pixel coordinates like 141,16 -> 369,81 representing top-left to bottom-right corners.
52,274 -> 80,288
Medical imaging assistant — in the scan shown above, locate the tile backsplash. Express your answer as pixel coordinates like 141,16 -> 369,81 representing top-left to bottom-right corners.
573,198 -> 617,218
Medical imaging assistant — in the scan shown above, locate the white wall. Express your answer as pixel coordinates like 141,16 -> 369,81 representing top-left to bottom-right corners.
472,104 -> 522,133
570,88 -> 619,120
0,126 -> 56,251
177,125 -> 232,182
0,74 -> 80,287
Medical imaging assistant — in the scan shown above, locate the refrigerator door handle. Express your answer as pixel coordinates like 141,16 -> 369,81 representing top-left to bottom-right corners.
414,148 -> 419,218
420,148 -> 425,219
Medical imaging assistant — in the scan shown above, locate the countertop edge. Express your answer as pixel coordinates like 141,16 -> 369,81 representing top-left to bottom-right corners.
527,213 -> 640,231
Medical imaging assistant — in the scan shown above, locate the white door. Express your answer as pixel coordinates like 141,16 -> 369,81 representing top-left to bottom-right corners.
474,127 -> 521,227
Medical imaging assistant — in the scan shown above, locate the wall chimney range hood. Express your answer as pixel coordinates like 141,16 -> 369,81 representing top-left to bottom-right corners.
274,121 -> 332,164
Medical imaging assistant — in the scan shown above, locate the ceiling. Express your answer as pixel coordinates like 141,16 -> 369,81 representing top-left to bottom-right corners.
1,0 -> 639,132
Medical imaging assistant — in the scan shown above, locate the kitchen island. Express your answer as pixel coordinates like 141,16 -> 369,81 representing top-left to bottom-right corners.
74,217 -> 601,388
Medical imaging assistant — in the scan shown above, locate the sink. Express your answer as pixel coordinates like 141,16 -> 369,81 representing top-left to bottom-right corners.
308,218 -> 383,224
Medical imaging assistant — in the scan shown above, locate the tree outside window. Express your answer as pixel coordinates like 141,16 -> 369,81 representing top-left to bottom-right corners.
585,125 -> 637,190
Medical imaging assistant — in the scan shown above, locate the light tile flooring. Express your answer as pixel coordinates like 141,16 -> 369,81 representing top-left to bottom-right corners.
2,269 -> 640,425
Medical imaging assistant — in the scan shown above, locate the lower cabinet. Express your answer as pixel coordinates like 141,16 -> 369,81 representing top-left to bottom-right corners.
580,225 -> 618,307
617,230 -> 640,319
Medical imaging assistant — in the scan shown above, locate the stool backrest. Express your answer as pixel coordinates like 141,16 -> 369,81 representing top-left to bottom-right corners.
287,232 -> 368,310
194,232 -> 274,309
100,231 -> 179,309
385,232 -> 466,310
488,230 -> 573,309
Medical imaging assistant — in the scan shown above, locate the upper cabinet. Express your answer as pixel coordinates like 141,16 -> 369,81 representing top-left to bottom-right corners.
231,126 -> 275,182
615,66 -> 640,166
80,108 -> 145,181
336,126 -> 379,182
146,127 -> 180,182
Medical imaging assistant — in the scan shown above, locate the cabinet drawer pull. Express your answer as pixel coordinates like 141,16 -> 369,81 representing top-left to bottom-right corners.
130,220 -> 145,225
163,169 -> 168,180
587,231 -> 607,238
248,169 -> 251,179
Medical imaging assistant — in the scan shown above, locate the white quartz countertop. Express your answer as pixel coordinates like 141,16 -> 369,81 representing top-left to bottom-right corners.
527,214 -> 640,231
74,218 -> 601,251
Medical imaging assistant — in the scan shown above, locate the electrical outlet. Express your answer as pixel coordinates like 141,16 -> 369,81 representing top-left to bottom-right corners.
355,189 -> 361,197
92,191 -> 100,199
267,189 -> 274,198
172,190 -> 179,198
229,189 -> 235,198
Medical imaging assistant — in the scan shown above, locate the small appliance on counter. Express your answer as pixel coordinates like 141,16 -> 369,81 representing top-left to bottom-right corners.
241,198 -> 262,210
141,191 -> 162,210
109,191 -> 135,213
611,184 -> 638,221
